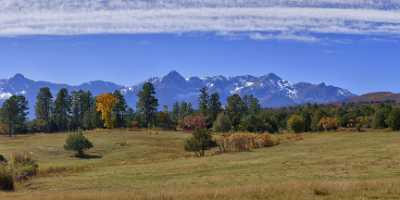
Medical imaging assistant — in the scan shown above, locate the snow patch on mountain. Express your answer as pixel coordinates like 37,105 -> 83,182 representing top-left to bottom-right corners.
0,72 -> 355,114
0,92 -> 12,100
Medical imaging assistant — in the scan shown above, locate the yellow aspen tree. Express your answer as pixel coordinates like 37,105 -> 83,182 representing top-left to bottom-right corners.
96,93 -> 118,129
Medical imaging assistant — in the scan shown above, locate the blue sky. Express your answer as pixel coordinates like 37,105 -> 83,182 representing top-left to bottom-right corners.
1,1 -> 400,95
0,33 -> 399,95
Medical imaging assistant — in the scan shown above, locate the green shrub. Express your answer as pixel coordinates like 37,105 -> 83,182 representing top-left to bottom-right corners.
184,128 -> 215,157
64,131 -> 94,157
0,154 -> 7,165
287,115 -> 305,133
11,152 -> 38,181
0,167 -> 14,191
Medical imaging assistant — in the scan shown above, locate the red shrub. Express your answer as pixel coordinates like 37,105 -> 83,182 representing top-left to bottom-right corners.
181,114 -> 207,131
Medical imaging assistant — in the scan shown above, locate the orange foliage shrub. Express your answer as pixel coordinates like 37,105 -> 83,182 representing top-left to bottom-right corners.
318,117 -> 339,131
216,133 -> 280,152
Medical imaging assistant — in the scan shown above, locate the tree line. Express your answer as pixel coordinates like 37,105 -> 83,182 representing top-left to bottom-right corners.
1,81 -> 400,136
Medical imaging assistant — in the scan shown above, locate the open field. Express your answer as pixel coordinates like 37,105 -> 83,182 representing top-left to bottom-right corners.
1,130 -> 400,199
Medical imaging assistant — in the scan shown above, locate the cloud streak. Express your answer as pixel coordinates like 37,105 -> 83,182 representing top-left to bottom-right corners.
1,1 -> 400,41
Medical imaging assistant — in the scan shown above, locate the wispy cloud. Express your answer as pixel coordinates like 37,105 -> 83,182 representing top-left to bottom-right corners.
249,33 -> 319,43
1,1 -> 400,42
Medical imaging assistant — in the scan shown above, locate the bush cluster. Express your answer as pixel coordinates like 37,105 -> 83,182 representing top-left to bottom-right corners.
0,154 -> 7,165
181,114 -> 207,131
11,152 -> 39,181
0,166 -> 14,191
216,133 -> 280,153
0,153 -> 40,192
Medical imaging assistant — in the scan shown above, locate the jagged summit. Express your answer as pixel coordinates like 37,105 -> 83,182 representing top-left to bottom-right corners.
0,72 -> 355,116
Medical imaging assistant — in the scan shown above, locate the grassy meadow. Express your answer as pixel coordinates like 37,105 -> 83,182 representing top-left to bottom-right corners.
1,130 -> 400,199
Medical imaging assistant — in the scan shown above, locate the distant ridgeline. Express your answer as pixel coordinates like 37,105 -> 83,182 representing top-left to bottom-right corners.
0,71 -> 354,117
0,72 -> 400,136
346,92 -> 400,104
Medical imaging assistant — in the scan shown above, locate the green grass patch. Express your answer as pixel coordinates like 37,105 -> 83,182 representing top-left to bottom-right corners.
0,130 -> 400,199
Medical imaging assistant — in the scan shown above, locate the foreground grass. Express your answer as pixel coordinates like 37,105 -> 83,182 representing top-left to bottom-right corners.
1,130 -> 400,199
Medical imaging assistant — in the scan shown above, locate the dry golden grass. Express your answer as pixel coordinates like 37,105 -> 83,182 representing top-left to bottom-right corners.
0,130 -> 400,199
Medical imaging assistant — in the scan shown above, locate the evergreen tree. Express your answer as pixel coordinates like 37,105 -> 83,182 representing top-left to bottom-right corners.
112,90 -> 128,128
243,95 -> 261,115
70,91 -> 93,130
259,112 -> 280,134
137,82 -> 159,128
239,114 -> 265,133
124,108 -> 135,127
226,94 -> 247,130
172,102 -> 180,124
199,87 -> 209,116
53,88 -> 71,132
181,102 -> 194,117
208,93 -> 222,123
0,95 -> 29,136
387,108 -> 400,131
300,109 -> 312,132
373,109 -> 387,129
213,112 -> 232,133
35,87 -> 54,132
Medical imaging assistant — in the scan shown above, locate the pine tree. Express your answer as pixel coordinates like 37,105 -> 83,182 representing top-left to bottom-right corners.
137,82 -> 159,128
124,108 -> 135,127
373,109 -> 387,129
35,87 -> 54,132
387,108 -> 400,131
212,112 -> 232,133
226,94 -> 247,130
199,87 -> 209,116
54,88 -> 71,132
243,95 -> 261,115
0,95 -> 29,136
112,90 -> 128,128
70,91 -> 93,130
208,93 -> 222,123
172,102 -> 180,125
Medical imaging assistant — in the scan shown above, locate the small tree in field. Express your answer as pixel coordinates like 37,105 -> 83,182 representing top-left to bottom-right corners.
287,114 -> 305,133
64,131 -> 93,157
184,128 -> 214,157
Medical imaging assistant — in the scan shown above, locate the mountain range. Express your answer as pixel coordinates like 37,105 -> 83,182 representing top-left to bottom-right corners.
0,71 -> 355,116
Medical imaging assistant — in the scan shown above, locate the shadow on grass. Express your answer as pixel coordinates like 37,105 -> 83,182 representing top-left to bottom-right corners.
75,154 -> 103,160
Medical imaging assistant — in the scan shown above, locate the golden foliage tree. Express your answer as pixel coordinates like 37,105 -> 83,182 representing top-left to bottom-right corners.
96,93 -> 118,129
